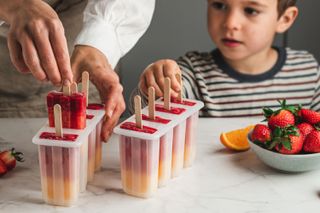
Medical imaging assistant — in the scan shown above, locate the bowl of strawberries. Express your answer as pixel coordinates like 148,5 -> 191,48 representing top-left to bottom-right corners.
248,100 -> 320,172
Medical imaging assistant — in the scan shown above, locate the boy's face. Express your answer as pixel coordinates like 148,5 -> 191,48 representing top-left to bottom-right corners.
207,0 -> 282,61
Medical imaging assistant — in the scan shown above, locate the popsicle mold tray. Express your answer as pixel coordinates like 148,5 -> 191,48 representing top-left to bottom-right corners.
32,102 -> 105,206
113,98 -> 204,198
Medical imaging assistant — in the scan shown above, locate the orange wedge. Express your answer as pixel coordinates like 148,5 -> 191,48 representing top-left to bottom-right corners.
220,125 -> 255,151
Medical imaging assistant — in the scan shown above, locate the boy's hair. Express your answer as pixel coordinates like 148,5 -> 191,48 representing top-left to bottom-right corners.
278,0 -> 297,16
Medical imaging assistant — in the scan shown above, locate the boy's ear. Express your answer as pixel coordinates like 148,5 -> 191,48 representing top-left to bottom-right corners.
276,6 -> 299,33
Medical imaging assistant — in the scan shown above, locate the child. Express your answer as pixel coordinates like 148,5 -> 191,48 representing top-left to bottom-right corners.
133,0 -> 320,117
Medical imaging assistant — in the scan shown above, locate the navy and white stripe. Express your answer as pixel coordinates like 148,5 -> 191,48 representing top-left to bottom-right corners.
179,47 -> 320,117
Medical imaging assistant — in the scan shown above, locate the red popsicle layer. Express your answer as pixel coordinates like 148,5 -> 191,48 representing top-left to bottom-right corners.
169,98 -> 196,106
120,122 -> 157,134
40,132 -> 78,141
141,114 -> 171,124
155,104 -> 186,115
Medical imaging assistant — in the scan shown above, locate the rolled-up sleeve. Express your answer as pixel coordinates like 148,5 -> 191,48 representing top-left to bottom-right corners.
74,0 -> 155,69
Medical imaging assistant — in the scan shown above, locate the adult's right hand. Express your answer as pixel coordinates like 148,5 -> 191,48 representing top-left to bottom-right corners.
0,0 -> 73,86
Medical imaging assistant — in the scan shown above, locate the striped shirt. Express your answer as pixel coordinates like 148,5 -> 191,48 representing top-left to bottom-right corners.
132,46 -> 320,117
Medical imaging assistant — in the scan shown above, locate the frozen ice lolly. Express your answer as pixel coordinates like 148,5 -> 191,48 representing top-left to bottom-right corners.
119,135 -> 159,198
184,112 -> 199,167
87,103 -> 105,171
33,129 -> 84,206
87,131 -> 96,182
70,93 -> 86,129
47,91 -> 63,127
47,91 -> 87,129
142,114 -> 173,187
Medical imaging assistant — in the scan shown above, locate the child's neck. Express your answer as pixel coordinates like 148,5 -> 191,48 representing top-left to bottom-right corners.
224,48 -> 278,75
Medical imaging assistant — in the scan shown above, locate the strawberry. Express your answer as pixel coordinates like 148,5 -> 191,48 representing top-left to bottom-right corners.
297,122 -> 314,137
0,159 -> 7,176
275,133 -> 304,154
251,124 -> 271,143
267,109 -> 295,130
0,148 -> 24,171
263,100 -> 298,130
303,130 -> 320,153
267,126 -> 303,154
298,108 -> 320,125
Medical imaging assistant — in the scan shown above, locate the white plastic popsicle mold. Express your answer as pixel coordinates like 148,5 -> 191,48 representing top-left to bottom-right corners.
32,107 -> 105,206
113,98 -> 203,197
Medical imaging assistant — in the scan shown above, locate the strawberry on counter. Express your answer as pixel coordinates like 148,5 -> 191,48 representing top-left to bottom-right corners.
0,148 -> 24,175
0,159 -> 7,176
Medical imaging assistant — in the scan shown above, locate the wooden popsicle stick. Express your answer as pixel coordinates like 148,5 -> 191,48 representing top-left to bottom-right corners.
134,95 -> 142,129
148,87 -> 155,120
176,73 -> 183,102
54,104 -> 63,137
70,82 -> 78,94
62,85 -> 70,96
164,77 -> 171,110
82,71 -> 89,106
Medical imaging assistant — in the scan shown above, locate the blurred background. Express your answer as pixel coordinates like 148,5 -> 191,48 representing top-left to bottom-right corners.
118,0 -> 320,116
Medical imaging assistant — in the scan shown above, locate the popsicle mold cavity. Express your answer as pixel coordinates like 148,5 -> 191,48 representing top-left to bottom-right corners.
119,136 -> 160,198
38,145 -> 80,206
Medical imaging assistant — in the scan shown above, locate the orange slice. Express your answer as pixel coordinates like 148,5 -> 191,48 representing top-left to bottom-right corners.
220,125 -> 255,151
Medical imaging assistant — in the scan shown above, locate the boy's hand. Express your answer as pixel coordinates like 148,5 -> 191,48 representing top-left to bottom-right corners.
1,0 -> 73,86
139,59 -> 182,98
71,45 -> 125,142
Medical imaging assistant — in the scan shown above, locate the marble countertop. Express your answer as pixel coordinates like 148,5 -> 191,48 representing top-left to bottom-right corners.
1,117 -> 320,212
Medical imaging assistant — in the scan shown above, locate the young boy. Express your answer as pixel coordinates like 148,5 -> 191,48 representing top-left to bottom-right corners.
134,0 -> 320,117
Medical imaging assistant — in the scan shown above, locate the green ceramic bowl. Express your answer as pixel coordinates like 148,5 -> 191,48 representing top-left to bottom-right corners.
248,132 -> 320,172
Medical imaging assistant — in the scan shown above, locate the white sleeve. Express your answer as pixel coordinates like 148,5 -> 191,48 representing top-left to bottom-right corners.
74,0 -> 155,69
0,20 -> 4,26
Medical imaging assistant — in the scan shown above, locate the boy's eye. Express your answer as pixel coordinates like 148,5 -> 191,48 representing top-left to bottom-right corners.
211,2 -> 227,11
244,7 -> 259,15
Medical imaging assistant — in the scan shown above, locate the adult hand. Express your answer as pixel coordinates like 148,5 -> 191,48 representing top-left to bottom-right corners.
71,45 -> 126,142
0,0 -> 72,86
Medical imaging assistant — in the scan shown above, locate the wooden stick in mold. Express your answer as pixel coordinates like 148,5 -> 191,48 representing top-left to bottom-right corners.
70,82 -> 78,94
134,95 -> 142,128
164,77 -> 171,110
62,84 -> 70,96
82,71 -> 89,107
54,104 -> 63,137
148,87 -> 155,120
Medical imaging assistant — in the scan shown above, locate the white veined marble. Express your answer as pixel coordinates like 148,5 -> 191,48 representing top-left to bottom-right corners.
0,118 -> 320,213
